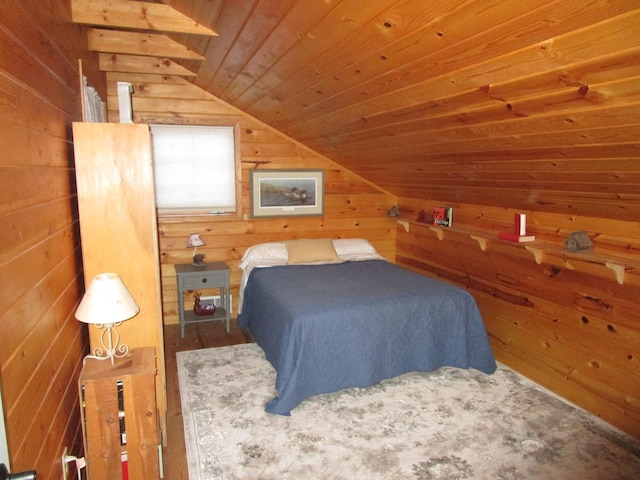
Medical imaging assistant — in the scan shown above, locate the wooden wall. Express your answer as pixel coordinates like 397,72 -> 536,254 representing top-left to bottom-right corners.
162,0 -> 640,226
396,199 -> 640,437
0,3 -> 635,477
104,72 -> 397,325
0,1 -> 103,477
104,69 -> 640,439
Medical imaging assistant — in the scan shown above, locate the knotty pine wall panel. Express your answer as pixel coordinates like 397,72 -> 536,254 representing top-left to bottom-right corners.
105,73 -> 397,325
396,198 -> 640,437
0,0 -> 103,477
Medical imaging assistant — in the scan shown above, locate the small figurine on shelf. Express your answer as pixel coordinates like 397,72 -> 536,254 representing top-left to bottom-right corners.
387,206 -> 401,217
194,294 -> 216,316
193,253 -> 206,267
564,231 -> 593,253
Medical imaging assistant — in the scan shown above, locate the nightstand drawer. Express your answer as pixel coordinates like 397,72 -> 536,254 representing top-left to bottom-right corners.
182,272 -> 227,290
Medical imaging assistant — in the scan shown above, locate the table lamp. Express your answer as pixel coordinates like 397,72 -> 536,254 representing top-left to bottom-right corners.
75,273 -> 140,364
187,233 -> 206,267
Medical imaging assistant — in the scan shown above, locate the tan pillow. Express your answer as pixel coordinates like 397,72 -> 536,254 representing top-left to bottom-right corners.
285,238 -> 342,264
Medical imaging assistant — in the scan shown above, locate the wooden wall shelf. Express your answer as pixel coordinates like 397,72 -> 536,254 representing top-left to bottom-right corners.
398,219 -> 638,285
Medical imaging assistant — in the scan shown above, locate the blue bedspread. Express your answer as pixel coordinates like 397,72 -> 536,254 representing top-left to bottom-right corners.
238,260 -> 496,415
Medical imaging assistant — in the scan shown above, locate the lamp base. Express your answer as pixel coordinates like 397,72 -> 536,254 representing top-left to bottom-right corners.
89,322 -> 129,364
192,261 -> 207,267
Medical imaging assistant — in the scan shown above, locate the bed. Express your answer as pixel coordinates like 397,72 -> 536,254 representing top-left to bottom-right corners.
237,238 -> 497,415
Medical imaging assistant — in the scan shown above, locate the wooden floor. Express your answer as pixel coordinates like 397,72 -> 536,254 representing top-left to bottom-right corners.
162,319 -> 253,479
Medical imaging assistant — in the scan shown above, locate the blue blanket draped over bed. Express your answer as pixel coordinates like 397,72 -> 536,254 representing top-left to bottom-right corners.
238,260 -> 496,415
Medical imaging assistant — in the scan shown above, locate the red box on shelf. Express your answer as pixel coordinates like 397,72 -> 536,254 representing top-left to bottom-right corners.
499,213 -> 535,242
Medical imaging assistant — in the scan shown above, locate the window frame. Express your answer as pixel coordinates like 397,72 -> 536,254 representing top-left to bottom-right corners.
146,118 -> 243,219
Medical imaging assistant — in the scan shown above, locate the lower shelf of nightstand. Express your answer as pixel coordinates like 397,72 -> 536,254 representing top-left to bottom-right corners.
182,308 -> 230,332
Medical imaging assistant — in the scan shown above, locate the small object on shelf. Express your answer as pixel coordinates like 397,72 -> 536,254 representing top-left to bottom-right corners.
192,253 -> 206,267
563,231 -> 593,252
194,294 -> 216,316
433,206 -> 453,227
499,213 -> 535,242
387,206 -> 401,217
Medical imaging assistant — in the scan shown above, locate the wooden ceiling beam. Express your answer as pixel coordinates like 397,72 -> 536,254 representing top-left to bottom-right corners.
71,0 -> 217,36
87,28 -> 205,60
98,53 -> 197,76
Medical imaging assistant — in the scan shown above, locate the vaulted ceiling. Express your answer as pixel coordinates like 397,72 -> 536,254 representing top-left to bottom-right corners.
72,0 -> 640,216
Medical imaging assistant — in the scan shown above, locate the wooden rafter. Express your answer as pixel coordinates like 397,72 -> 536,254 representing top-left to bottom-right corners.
88,28 -> 205,60
98,53 -> 197,76
71,0 -> 217,36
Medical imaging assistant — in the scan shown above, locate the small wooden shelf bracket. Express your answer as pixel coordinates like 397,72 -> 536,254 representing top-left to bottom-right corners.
470,235 -> 487,251
525,246 -> 544,264
428,226 -> 443,240
397,220 -> 410,233
605,262 -> 625,285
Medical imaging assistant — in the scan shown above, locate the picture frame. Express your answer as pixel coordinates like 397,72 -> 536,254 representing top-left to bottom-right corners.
250,169 -> 325,218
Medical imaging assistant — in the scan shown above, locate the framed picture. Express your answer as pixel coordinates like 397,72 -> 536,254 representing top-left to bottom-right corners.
250,169 -> 325,218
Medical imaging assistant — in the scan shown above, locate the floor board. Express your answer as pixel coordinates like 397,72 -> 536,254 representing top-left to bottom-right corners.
162,319 -> 253,479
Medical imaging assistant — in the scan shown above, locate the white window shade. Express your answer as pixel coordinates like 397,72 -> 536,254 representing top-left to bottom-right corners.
151,124 -> 237,214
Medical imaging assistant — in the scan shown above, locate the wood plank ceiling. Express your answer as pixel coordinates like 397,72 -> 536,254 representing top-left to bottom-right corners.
72,0 -> 640,218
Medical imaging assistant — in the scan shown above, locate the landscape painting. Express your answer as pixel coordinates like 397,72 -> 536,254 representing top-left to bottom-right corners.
251,169 -> 324,218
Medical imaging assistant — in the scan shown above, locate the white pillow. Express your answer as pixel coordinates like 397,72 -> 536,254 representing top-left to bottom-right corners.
238,241 -> 287,270
332,238 -> 385,261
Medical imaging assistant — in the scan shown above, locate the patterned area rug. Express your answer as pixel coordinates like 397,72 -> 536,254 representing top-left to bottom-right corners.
177,344 -> 640,480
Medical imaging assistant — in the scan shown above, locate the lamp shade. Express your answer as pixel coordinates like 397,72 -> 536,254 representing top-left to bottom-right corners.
187,233 -> 205,248
75,273 -> 140,325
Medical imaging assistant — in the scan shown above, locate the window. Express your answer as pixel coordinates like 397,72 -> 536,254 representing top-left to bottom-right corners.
150,124 -> 241,216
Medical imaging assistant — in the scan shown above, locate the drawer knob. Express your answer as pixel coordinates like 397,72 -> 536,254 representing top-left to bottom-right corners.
202,278 -> 207,283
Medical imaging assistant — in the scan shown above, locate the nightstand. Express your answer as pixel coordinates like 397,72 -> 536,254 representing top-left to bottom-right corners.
78,347 -> 160,479
176,262 -> 231,338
